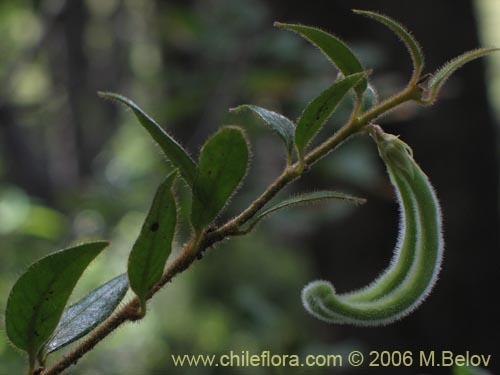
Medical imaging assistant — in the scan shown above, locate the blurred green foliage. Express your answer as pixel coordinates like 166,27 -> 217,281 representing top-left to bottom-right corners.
0,0 -> 377,373
1,0 -> 497,374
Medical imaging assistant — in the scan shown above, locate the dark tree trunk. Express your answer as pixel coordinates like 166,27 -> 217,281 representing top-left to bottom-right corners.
0,107 -> 53,202
0,0 -> 124,199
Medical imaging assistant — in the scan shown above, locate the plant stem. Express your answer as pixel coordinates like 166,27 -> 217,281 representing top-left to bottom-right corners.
40,84 -> 420,375
305,86 -> 420,166
40,243 -> 198,375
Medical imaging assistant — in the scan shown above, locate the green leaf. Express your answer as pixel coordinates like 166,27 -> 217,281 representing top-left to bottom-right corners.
275,22 -> 367,95
428,48 -> 500,102
245,191 -> 366,231
230,105 -> 295,163
294,72 -> 367,158
128,171 -> 177,308
98,92 -> 197,187
191,126 -> 249,232
42,274 -> 129,356
5,241 -> 108,368
353,10 -> 424,82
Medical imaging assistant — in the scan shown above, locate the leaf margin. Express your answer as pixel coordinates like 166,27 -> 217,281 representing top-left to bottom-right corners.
244,190 -> 366,232
353,9 -> 425,83
42,273 -> 129,356
5,241 -> 109,369
98,92 -> 197,187
230,104 -> 295,163
294,71 -> 368,159
128,170 -> 178,310
274,22 -> 367,95
427,48 -> 500,102
190,126 -> 250,232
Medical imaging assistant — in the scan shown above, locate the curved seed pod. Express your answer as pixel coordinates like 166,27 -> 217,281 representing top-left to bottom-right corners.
230,105 -> 295,163
302,125 -> 443,325
342,161 -> 417,303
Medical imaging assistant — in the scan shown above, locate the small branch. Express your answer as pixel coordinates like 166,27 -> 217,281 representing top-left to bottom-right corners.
41,301 -> 137,375
212,86 -> 421,241
215,166 -> 300,235
357,85 -> 422,126
41,243 -> 199,375
41,82 -> 421,375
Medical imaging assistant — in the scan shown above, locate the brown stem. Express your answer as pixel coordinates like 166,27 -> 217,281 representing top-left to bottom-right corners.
41,244 -> 198,375
41,83 -> 420,375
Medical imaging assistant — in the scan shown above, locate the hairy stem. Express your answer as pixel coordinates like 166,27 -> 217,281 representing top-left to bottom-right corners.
41,243 -> 198,375
40,84 -> 420,375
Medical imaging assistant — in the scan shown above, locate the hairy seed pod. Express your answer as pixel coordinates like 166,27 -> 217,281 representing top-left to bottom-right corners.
302,125 -> 444,325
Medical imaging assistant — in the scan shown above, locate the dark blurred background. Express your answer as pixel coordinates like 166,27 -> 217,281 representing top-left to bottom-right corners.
1,0 -> 499,374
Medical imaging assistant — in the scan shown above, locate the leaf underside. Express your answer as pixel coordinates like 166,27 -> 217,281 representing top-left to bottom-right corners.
43,274 -> 129,355
231,104 -> 295,161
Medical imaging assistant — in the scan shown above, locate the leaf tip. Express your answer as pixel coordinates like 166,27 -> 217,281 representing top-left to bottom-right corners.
355,197 -> 368,205
93,240 -> 111,249
97,91 -> 127,106
352,9 -> 379,16
223,125 -> 251,147
97,91 -> 116,100
359,69 -> 372,79
228,105 -> 245,113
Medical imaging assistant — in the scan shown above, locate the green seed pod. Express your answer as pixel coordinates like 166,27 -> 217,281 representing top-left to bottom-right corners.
302,125 -> 443,325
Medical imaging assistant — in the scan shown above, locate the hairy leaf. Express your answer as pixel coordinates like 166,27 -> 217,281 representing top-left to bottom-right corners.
231,105 -> 295,162
5,241 -> 108,366
245,191 -> 366,231
295,72 -> 366,158
302,125 -> 444,326
428,48 -> 499,102
128,171 -> 177,307
453,366 -> 492,375
354,10 -> 424,81
43,274 -> 129,355
275,22 -> 367,95
99,92 -> 197,187
191,127 -> 249,232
